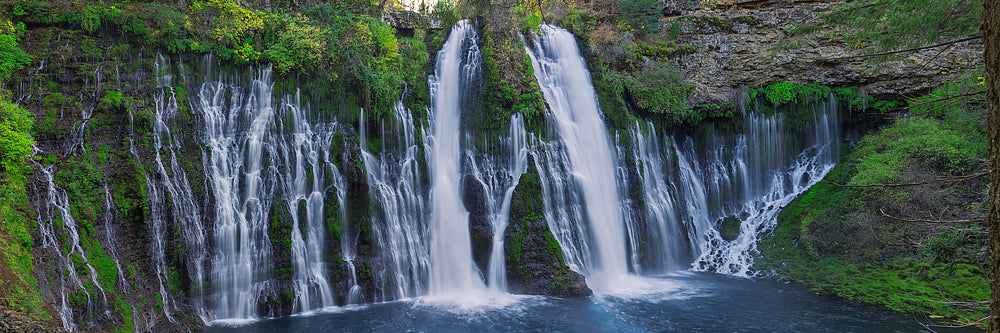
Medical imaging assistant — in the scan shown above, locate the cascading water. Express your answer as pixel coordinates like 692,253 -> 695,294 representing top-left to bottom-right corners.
623,95 -> 841,276
693,96 -> 840,275
626,126 -> 689,271
426,19 -> 486,295
278,92 -> 338,312
32,159 -> 110,331
147,54 -> 208,322
100,183 -> 128,293
359,102 -> 429,302
200,64 -> 278,321
464,114 -> 529,293
528,24 -> 627,290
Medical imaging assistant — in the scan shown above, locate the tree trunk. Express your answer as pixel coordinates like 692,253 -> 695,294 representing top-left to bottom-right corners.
986,0 -> 1000,331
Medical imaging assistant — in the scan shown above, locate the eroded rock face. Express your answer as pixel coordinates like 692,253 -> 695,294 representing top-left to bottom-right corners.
0,303 -> 62,333
382,10 -> 443,30
504,156 -> 591,297
671,0 -> 983,106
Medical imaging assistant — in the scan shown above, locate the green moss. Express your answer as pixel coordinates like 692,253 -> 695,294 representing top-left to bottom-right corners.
97,90 -> 127,112
114,296 -> 134,333
758,78 -> 987,325
41,93 -> 66,109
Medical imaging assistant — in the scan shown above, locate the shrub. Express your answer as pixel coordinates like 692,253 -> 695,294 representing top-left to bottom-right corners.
0,33 -> 31,80
626,61 -> 692,124
617,0 -> 662,35
265,16 -> 328,74
0,96 -> 34,182
432,1 -> 458,30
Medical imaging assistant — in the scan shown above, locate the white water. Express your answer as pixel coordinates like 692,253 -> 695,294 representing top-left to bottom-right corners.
360,104 -> 428,301
200,64 -> 277,320
279,92 -> 339,312
32,158 -> 109,331
100,183 -> 128,293
693,96 -> 840,275
464,114 -> 529,293
621,96 -> 840,276
149,54 -> 207,322
528,24 -> 628,291
360,103 -> 430,302
426,19 -> 487,296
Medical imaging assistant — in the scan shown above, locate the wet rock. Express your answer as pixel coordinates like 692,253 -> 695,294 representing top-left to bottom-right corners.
463,174 -> 493,277
504,155 -> 591,297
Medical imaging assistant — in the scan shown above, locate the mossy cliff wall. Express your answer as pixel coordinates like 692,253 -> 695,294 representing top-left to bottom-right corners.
504,155 -> 591,297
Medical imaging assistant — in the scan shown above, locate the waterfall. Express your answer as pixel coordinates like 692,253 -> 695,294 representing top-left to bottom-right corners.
360,102 -> 429,302
278,92 -> 338,312
693,95 -> 840,275
32,160 -> 109,331
426,19 -> 486,295
200,64 -> 278,321
465,114 -> 529,293
621,95 -> 841,276
100,183 -> 128,293
148,54 -> 208,322
528,24 -> 627,290
627,126 -> 688,271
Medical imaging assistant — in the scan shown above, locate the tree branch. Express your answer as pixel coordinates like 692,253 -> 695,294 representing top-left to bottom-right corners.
880,209 -> 985,223
831,34 -> 982,60
824,171 -> 988,188
900,90 -> 985,110
894,92 -> 979,119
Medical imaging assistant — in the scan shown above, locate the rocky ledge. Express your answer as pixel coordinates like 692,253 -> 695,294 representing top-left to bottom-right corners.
670,0 -> 983,106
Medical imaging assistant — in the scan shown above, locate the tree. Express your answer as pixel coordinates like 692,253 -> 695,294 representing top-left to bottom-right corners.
616,0 -> 661,35
986,0 -> 1000,330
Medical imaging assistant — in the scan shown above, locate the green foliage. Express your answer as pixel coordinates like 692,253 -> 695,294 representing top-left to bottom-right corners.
849,78 -> 985,184
0,96 -> 33,182
761,82 -> 798,106
264,17 -> 328,75
97,90 -> 127,111
80,237 -> 117,294
0,33 -> 31,80
669,21 -> 682,39
750,82 -> 876,113
625,61 -> 693,124
114,296 -> 133,333
432,1 -> 459,31
823,0 -> 981,52
617,0 -> 662,35
786,24 -> 820,36
0,91 -> 45,317
850,119 -> 980,185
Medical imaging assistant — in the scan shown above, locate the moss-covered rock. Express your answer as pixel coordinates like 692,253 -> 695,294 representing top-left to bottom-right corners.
504,155 -> 590,297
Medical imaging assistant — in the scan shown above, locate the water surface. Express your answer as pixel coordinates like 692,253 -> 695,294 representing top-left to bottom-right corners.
206,272 -> 979,332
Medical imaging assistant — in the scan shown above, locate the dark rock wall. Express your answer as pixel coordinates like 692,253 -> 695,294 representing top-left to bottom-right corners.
504,155 -> 591,297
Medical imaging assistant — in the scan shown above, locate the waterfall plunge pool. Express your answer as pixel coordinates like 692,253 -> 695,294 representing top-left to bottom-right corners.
204,271 -> 978,332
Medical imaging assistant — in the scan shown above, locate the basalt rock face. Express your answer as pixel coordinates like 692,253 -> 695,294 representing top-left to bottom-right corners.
463,174 -> 494,277
671,0 -> 983,106
504,156 -> 591,297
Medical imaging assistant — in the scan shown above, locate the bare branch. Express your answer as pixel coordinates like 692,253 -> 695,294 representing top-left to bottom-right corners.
831,34 -> 982,61
894,92 -> 979,119
824,171 -> 988,188
880,209 -> 985,223
901,90 -> 985,110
